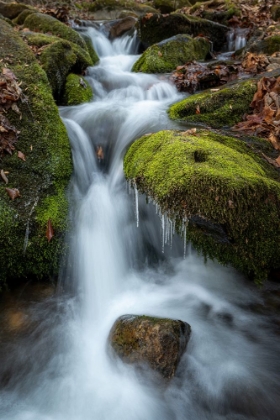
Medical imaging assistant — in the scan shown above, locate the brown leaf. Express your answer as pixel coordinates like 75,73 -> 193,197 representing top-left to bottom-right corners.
46,219 -> 54,242
17,151 -> 26,161
182,128 -> 197,135
158,51 -> 162,57
228,200 -> 234,208
195,104 -> 200,114
0,169 -> 8,184
5,188 -> 20,200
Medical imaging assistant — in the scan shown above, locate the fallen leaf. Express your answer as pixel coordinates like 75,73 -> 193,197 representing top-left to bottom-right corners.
46,219 -> 54,242
0,169 -> 8,184
195,104 -> 200,114
5,188 -> 20,200
17,151 -> 26,161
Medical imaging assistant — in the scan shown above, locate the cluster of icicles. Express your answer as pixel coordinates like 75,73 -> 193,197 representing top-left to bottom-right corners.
128,180 -> 188,257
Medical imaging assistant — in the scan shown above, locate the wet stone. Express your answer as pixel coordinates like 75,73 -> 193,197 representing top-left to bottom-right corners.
109,314 -> 191,379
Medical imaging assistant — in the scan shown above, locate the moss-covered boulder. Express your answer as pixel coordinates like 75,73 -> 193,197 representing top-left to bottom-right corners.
82,0 -> 157,20
109,314 -> 191,379
21,31 -> 94,100
187,0 -> 241,25
124,130 -> 280,281
81,34 -> 99,64
0,2 -> 33,19
23,12 -> 86,49
62,73 -> 92,105
0,20 -> 72,288
13,8 -> 36,25
153,0 -> 191,14
137,13 -> 228,50
133,34 -> 210,73
248,35 -> 280,56
168,79 -> 257,127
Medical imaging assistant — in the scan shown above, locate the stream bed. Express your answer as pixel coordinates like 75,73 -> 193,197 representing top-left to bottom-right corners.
0,26 -> 280,420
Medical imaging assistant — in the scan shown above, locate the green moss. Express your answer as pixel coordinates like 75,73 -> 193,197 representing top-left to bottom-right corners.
82,0 -> 157,13
0,2 -> 32,19
132,35 -> 210,73
124,130 -> 280,281
154,0 -> 191,14
248,35 -> 280,55
62,73 -> 92,106
188,0 -> 240,24
13,8 -> 36,25
0,21 -> 72,287
24,12 -> 86,49
168,79 -> 257,127
40,40 -> 92,98
21,32 -> 93,99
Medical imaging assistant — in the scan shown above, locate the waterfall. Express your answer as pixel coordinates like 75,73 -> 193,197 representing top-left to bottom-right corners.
1,27 -> 280,420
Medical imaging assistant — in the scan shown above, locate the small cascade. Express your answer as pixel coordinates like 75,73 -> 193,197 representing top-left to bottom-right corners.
227,27 -> 249,51
2,23 -> 280,420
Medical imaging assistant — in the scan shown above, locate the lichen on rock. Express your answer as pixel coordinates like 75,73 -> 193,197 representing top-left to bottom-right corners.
132,34 -> 210,73
109,314 -> 191,379
124,129 -> 280,281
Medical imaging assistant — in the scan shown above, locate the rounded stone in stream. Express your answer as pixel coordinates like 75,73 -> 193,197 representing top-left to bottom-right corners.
109,314 -> 191,379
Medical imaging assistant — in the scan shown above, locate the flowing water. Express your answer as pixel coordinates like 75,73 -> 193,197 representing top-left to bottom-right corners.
1,27 -> 280,420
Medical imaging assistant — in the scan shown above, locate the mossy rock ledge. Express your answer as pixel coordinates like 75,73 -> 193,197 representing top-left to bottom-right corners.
124,130 -> 280,281
0,21 -> 72,288
132,34 -> 210,73
137,13 -> 228,50
168,79 -> 257,128
109,315 -> 191,379
62,73 -> 92,106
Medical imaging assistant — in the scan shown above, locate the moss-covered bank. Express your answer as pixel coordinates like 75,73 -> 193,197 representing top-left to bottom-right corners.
0,21 -> 72,288
168,79 -> 257,127
124,130 -> 280,281
133,34 -> 210,73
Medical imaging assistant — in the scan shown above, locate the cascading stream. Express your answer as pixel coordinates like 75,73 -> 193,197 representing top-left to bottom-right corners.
1,27 -> 280,420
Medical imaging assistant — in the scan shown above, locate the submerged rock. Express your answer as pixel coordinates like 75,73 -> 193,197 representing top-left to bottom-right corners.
132,34 -> 210,73
109,315 -> 191,379
137,13 -> 228,50
124,130 -> 280,281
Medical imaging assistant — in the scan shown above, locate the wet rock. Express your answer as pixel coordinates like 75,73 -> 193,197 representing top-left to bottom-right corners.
137,13 -> 228,50
109,17 -> 137,39
124,129 -> 280,282
132,34 -> 210,73
109,314 -> 191,379
248,35 -> 280,56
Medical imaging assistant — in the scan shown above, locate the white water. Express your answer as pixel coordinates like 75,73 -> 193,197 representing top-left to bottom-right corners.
1,28 -> 280,420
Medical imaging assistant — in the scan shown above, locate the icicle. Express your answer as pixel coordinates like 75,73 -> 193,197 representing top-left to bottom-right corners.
134,182 -> 139,228
183,223 -> 187,259
161,214 -> 165,253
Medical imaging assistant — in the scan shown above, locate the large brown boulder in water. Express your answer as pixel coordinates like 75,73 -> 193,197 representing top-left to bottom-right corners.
109,314 -> 191,379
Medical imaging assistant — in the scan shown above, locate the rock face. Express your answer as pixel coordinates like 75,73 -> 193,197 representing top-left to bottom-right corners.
124,130 -> 280,282
137,13 -> 228,50
132,34 -> 210,73
109,16 -> 137,39
110,315 -> 191,379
